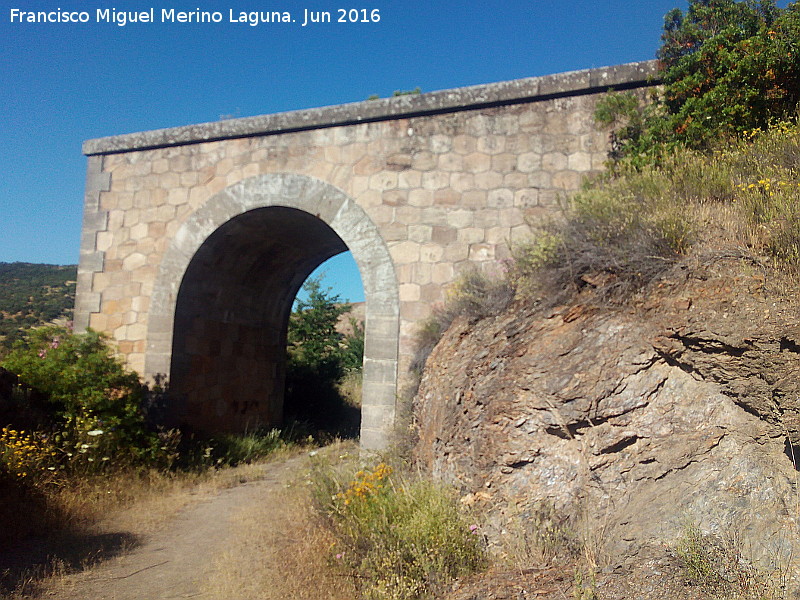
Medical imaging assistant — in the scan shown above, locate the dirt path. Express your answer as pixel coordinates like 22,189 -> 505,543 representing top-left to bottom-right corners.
50,453 -> 308,600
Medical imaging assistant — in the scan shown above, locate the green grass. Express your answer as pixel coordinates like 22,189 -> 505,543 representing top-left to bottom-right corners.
675,521 -> 788,600
310,459 -> 487,600
198,428 -> 300,467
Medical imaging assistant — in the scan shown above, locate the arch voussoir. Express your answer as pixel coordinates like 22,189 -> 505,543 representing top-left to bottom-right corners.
144,173 -> 399,449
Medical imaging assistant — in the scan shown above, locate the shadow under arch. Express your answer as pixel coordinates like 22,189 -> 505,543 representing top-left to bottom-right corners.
144,174 -> 399,450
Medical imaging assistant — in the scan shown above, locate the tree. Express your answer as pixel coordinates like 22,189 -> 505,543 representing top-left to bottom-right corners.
283,275 -> 362,438
657,0 -> 798,146
286,275 -> 350,378
597,0 -> 800,164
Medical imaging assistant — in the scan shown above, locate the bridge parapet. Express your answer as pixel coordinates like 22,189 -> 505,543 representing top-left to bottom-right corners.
83,61 -> 657,156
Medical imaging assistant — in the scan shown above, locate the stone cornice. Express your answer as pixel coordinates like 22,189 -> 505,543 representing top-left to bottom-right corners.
83,60 -> 659,156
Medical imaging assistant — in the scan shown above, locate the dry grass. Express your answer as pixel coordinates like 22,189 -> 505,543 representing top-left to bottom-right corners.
2,452 -> 300,598
203,452 -> 359,600
487,497 -> 613,576
675,521 -> 790,600
25,453 -> 293,537
513,122 -> 800,306
92,457 -> 298,534
338,370 -> 363,409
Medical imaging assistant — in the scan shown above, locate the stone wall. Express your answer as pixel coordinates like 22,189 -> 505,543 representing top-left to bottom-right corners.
75,61 -> 658,447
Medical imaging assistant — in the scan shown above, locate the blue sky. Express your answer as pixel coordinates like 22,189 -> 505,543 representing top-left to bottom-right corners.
1,0 -> 698,302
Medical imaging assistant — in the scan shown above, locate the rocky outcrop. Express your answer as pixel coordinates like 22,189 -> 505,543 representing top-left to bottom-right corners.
413,265 -> 800,573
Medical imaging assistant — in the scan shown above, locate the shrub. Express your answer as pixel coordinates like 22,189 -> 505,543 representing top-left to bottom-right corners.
729,123 -> 800,266
444,268 -> 514,322
598,0 -> 800,167
594,89 -> 669,170
512,183 -> 691,304
312,461 -> 486,599
339,317 -> 365,374
512,121 -> 800,304
411,269 -> 512,375
1,326 -> 160,469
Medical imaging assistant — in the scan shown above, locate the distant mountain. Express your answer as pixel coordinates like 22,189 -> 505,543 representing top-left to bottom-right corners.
336,301 -> 365,337
0,262 -> 77,351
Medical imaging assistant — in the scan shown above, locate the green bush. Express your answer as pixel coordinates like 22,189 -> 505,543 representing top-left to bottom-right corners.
1,326 -> 160,469
312,462 -> 486,599
284,276 -> 364,439
339,317 -> 365,373
598,0 -> 800,167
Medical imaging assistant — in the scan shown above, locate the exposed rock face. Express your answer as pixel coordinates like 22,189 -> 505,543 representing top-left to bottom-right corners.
413,267 -> 800,571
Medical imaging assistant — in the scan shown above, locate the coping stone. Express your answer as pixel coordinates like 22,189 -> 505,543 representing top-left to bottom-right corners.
83,61 -> 659,156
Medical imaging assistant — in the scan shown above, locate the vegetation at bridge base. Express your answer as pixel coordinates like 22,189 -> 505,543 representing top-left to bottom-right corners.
0,273 -> 363,566
284,274 -> 365,440
0,270 -> 365,481
1,326 -> 168,475
0,324 -> 305,558
308,458 -> 487,600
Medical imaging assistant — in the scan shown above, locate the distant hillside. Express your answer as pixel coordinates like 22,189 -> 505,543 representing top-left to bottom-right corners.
336,301 -> 365,337
0,262 -> 77,351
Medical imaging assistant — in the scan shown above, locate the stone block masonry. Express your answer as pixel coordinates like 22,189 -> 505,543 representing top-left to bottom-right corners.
76,60 -> 659,449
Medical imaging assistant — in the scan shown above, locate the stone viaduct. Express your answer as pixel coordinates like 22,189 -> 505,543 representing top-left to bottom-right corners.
75,60 -> 658,450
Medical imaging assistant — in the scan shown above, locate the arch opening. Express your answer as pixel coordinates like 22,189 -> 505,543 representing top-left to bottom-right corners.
145,173 -> 401,450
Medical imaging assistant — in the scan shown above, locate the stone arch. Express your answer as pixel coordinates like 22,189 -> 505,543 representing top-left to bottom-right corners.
144,173 -> 399,450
